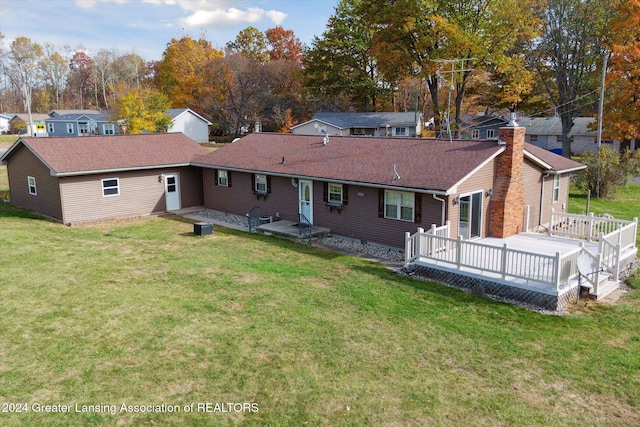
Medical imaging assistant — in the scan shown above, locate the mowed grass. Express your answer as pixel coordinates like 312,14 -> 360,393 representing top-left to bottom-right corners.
0,206 -> 639,425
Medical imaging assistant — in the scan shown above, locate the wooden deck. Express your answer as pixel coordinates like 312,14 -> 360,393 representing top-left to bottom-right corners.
405,215 -> 638,309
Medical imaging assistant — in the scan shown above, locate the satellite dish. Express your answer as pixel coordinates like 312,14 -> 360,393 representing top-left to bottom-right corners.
577,254 -> 594,276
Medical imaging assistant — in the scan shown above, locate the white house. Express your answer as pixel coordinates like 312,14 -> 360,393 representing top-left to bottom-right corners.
0,114 -> 12,134
167,108 -> 212,143
291,112 -> 423,138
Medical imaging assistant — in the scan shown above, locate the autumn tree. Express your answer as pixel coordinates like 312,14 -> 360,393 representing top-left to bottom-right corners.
358,0 -> 539,132
532,0 -> 617,157
602,0 -> 640,150
114,87 -> 171,134
226,26 -> 269,63
39,43 -> 68,108
265,26 -> 302,63
303,0 -> 387,112
67,50 -> 94,109
155,36 -> 223,111
4,37 -> 43,133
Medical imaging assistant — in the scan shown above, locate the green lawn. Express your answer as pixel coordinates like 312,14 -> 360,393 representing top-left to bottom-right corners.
0,195 -> 639,425
0,135 -> 19,146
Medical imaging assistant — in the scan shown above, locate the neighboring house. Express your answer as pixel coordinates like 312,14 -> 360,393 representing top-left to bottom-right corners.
0,113 -> 12,133
459,115 -> 508,140
193,129 -> 585,248
49,109 -> 102,117
44,113 -> 120,137
0,134 -> 208,225
9,113 -> 50,136
167,108 -> 212,143
291,112 -> 423,137
518,116 -> 621,155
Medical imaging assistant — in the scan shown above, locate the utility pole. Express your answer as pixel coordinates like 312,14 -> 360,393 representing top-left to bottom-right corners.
433,58 -> 475,142
596,53 -> 608,199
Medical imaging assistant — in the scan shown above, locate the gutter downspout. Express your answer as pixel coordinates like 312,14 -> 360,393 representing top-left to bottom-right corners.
433,194 -> 446,226
540,172 -> 550,230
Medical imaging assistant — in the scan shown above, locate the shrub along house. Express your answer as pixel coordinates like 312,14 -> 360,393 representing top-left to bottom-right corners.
193,126 -> 585,248
0,133 -> 208,225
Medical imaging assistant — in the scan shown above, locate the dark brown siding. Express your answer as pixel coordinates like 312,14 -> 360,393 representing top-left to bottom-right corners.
59,166 -> 202,224
203,169 -> 445,248
6,145 -> 63,220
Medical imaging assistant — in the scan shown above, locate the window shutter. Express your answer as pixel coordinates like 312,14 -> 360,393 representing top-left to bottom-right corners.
251,174 -> 255,191
323,182 -> 328,202
343,184 -> 349,205
378,189 -> 385,218
227,171 -> 232,187
414,193 -> 422,223
266,175 -> 272,193
214,169 -> 219,186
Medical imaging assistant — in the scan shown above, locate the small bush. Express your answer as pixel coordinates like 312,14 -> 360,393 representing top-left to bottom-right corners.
573,146 -> 640,198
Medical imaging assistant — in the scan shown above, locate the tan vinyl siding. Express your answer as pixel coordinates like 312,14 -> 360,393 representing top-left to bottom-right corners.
523,158 -> 543,231
449,160 -> 496,239
59,167 -> 203,224
5,145 -> 63,220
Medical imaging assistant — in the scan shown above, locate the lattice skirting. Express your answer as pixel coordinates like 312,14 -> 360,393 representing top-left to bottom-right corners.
408,265 -> 578,311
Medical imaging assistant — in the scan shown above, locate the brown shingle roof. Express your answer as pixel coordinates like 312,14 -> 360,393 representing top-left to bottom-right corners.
524,143 -> 586,173
194,133 -> 506,193
11,133 -> 209,175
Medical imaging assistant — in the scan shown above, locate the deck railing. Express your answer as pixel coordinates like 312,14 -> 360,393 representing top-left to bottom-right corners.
405,214 -> 636,293
405,222 -> 450,265
549,211 -> 637,244
405,232 -> 592,291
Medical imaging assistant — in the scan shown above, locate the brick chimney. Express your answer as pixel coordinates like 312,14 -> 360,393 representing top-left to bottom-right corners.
489,117 -> 526,238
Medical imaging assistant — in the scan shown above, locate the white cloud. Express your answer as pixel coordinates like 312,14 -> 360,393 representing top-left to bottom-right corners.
75,0 -> 128,9
175,3 -> 288,28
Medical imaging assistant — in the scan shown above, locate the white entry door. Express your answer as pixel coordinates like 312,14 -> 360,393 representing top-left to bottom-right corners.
164,173 -> 181,211
299,180 -> 313,225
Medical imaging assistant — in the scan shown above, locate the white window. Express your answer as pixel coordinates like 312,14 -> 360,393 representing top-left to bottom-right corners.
78,122 -> 89,135
217,170 -> 228,187
472,129 -> 480,139
255,174 -> 267,193
486,129 -> 496,139
395,127 -> 407,136
328,183 -> 343,203
67,123 -> 74,134
103,124 -> 115,135
47,123 -> 54,133
385,190 -> 414,222
27,176 -> 37,195
102,178 -> 120,197
553,175 -> 560,203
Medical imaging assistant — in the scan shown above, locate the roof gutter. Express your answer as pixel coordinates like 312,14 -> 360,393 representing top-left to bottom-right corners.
54,163 -> 193,177
191,164 -> 449,196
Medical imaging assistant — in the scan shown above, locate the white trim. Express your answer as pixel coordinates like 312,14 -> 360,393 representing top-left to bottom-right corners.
101,178 -> 120,197
27,176 -> 37,195
384,189 -> 415,222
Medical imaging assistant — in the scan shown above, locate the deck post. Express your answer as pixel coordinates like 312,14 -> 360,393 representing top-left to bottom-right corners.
594,251 -> 603,295
588,212 -> 595,242
614,243 -> 621,281
417,227 -> 425,258
404,231 -> 411,266
553,251 -> 561,290
456,235 -> 462,269
501,244 -> 508,280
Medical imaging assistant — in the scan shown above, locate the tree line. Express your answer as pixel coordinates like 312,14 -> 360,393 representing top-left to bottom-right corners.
1,0 -> 638,156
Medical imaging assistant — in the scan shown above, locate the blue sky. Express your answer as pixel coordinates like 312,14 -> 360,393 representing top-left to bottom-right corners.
0,0 -> 338,60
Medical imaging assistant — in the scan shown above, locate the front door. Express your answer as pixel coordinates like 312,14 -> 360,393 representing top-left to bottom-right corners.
299,180 -> 313,225
458,191 -> 482,239
164,173 -> 180,211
